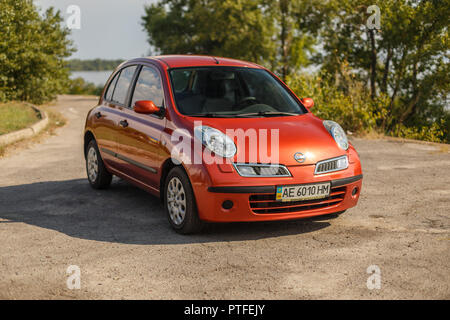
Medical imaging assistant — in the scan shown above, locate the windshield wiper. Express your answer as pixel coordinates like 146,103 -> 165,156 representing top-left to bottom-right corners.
235,111 -> 300,117
188,111 -> 300,118
188,113 -> 231,118
189,112 -> 256,118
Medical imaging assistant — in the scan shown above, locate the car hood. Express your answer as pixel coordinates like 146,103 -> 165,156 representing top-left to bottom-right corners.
189,113 -> 346,166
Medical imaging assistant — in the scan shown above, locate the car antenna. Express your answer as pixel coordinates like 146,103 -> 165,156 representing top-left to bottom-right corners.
212,57 -> 220,64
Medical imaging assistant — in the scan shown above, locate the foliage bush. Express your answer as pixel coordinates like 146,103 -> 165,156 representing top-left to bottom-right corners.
287,64 -> 387,135
287,62 -> 449,144
391,121 -> 447,144
66,78 -> 103,96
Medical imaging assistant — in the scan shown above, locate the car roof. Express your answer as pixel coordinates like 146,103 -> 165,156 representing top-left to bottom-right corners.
127,55 -> 264,70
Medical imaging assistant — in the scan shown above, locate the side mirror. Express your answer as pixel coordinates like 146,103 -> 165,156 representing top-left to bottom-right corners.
301,98 -> 314,109
134,100 -> 160,115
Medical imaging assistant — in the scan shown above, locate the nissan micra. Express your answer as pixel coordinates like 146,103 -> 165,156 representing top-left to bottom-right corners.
84,55 -> 362,234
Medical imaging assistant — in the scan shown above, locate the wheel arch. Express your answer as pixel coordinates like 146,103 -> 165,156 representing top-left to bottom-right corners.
159,158 -> 182,203
84,130 -> 96,159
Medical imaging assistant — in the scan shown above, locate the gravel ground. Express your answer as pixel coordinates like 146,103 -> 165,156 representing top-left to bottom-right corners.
0,95 -> 448,299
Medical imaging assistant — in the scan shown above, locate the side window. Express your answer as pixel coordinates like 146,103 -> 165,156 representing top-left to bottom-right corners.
131,66 -> 164,107
105,72 -> 120,101
111,65 -> 137,105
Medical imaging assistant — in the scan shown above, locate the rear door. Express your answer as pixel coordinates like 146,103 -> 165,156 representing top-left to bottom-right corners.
93,70 -> 121,168
95,65 -> 138,169
115,64 -> 166,190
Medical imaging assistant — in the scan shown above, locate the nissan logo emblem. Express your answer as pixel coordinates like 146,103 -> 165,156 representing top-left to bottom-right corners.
294,152 -> 306,163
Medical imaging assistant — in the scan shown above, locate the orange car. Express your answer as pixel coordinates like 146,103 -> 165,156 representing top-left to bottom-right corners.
84,55 -> 362,234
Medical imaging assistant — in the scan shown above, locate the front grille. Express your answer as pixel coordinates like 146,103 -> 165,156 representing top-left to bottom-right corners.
317,160 -> 338,173
314,156 -> 348,174
249,186 -> 346,214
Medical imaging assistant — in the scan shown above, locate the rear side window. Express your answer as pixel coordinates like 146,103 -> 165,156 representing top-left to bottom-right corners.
105,72 -> 120,101
111,66 -> 137,105
131,66 -> 164,107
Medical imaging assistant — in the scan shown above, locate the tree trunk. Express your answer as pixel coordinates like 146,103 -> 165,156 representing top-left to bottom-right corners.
280,0 -> 290,81
399,61 -> 420,124
384,50 -> 407,130
368,29 -> 377,99
399,91 -> 421,125
381,44 -> 392,94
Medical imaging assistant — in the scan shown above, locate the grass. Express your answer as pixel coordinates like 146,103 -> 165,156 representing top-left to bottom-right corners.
0,102 -> 40,135
0,102 -> 66,158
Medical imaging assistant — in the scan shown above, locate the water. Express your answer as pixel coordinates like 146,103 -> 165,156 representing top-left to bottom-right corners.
70,71 -> 113,87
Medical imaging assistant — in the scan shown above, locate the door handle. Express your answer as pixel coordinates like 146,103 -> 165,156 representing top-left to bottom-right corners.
119,119 -> 129,128
95,112 -> 102,119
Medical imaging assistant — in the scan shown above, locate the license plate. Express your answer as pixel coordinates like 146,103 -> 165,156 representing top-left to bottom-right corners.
276,182 -> 331,202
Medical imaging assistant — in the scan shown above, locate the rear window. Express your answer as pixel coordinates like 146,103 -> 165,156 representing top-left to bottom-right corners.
105,72 -> 120,101
111,66 -> 137,105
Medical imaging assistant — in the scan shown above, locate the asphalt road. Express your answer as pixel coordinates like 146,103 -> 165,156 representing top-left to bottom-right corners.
0,95 -> 449,299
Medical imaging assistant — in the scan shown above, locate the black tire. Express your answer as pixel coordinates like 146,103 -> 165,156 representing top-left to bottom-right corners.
164,166 -> 203,234
85,139 -> 112,189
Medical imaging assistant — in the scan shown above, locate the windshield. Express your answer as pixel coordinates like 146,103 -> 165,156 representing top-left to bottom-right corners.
169,67 -> 306,117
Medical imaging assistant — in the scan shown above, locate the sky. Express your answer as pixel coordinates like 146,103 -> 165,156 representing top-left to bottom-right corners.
34,0 -> 157,60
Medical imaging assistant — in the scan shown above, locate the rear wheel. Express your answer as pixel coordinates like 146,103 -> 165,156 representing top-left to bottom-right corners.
164,167 -> 203,234
86,139 -> 112,189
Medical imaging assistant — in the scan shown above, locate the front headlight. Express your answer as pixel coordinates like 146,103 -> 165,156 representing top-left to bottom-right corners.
323,120 -> 349,150
194,126 -> 237,158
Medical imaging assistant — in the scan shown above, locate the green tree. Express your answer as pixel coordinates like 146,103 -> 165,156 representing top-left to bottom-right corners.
319,0 -> 449,132
265,0 -> 325,80
0,0 -> 74,104
141,0 -> 449,142
142,0 -> 276,65
142,0 -> 323,81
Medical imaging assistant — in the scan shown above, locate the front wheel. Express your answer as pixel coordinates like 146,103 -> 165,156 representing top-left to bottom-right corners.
164,167 -> 203,234
86,140 -> 112,189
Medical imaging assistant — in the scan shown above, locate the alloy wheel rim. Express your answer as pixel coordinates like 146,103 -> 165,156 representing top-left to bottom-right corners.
167,177 -> 186,225
87,147 -> 99,182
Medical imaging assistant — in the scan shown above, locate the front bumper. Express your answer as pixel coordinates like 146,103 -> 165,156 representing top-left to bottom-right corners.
191,165 -> 363,222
